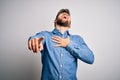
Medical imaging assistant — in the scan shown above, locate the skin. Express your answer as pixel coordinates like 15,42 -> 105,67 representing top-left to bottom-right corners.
28,12 -> 71,53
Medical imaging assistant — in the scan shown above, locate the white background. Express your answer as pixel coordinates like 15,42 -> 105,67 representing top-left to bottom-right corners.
0,0 -> 120,80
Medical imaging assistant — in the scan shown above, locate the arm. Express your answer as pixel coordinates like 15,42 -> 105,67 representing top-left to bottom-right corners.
66,36 -> 94,64
28,32 -> 45,53
52,35 -> 94,64
28,31 -> 45,44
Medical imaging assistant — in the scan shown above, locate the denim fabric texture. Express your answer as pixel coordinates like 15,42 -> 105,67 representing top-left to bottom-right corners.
29,28 -> 94,80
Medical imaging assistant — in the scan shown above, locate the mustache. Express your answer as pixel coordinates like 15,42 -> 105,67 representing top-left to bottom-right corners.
56,18 -> 71,27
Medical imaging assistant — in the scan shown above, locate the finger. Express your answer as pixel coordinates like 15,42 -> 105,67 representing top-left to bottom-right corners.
54,36 -> 61,38
37,40 -> 43,53
28,40 -> 32,50
51,39 -> 61,44
53,44 -> 61,47
35,38 -> 39,53
31,39 -> 34,51
39,43 -> 43,51
52,36 -> 61,39
38,36 -> 44,44
32,38 -> 36,53
34,38 -> 39,53
33,38 -> 36,53
38,37 -> 44,52
52,37 -> 61,41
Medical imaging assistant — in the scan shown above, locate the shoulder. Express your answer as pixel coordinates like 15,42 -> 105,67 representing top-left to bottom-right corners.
36,31 -> 50,35
36,31 -> 52,36
70,34 -> 85,44
31,31 -> 52,39
70,34 -> 83,40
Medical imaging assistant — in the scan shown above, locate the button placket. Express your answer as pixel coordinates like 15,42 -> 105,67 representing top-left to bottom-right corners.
59,35 -> 65,80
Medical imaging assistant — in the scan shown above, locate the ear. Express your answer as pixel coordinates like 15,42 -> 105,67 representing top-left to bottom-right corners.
54,20 -> 57,27
54,20 -> 56,23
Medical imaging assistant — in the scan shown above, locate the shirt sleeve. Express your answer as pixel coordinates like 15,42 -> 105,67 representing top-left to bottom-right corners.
28,31 -> 46,45
65,36 -> 94,64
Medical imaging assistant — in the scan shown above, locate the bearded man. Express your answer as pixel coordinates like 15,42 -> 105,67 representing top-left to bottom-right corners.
28,9 -> 94,80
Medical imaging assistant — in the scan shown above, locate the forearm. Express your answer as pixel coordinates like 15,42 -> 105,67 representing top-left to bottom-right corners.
66,40 -> 94,64
28,32 -> 46,53
28,31 -> 45,44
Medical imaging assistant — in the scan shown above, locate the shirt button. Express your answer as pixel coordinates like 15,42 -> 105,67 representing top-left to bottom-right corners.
61,53 -> 63,57
59,75 -> 62,79
60,64 -> 63,67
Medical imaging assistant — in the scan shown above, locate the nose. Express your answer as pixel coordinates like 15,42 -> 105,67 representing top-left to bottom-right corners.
64,13 -> 68,16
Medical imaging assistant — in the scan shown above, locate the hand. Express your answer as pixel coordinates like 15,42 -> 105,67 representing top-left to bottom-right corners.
28,36 -> 44,53
52,36 -> 70,47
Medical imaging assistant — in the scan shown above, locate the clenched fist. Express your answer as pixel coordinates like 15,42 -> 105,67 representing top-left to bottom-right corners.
28,37 -> 44,53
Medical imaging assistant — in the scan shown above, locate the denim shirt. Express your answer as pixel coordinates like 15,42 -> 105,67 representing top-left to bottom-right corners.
29,28 -> 94,80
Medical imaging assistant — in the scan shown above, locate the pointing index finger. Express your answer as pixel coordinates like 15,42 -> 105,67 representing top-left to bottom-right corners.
38,36 -> 44,44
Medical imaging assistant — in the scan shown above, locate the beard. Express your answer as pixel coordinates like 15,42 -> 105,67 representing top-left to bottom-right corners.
56,18 -> 71,27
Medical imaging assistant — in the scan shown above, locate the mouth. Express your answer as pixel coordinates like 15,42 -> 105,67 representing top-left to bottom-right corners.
63,16 -> 67,19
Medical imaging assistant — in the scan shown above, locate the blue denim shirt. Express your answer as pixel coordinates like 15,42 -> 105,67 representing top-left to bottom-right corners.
29,28 -> 94,80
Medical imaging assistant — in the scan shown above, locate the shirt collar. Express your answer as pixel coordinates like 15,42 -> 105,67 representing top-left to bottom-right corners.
52,28 -> 70,37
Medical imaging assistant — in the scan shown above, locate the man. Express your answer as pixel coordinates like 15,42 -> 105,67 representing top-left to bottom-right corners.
28,9 -> 94,80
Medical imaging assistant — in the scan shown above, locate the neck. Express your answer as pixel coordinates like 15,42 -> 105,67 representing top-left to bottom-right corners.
55,25 -> 69,34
